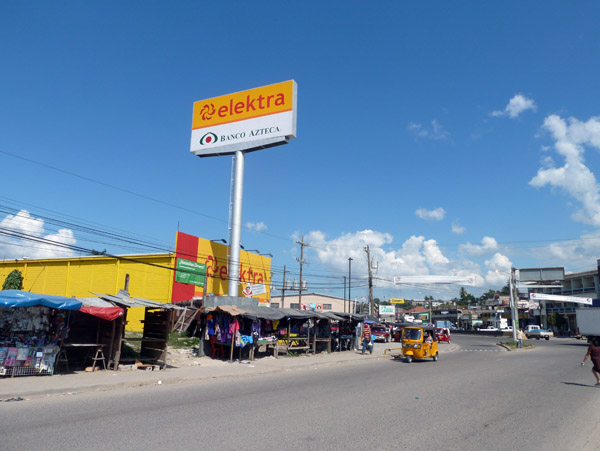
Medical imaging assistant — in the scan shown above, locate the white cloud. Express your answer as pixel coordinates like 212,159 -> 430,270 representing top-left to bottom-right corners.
451,221 -> 466,235
491,94 -> 537,118
415,207 -> 446,221
483,253 -> 512,286
423,238 -> 450,269
532,231 -> 600,270
246,221 -> 267,232
459,236 -> 499,256
302,230 -> 506,296
408,120 -> 449,140
530,115 -> 600,226
0,210 -> 77,259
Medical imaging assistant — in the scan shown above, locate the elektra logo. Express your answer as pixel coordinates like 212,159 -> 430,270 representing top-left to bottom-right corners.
200,132 -> 217,145
199,103 -> 215,121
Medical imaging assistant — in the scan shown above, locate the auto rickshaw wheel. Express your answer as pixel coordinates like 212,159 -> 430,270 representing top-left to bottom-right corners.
433,353 -> 438,362
406,355 -> 413,363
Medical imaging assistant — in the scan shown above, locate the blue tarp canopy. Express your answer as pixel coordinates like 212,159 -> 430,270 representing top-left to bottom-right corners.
0,290 -> 82,310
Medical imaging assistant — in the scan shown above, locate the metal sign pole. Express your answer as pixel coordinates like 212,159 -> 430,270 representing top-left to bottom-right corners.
228,150 -> 245,296
510,267 -> 518,341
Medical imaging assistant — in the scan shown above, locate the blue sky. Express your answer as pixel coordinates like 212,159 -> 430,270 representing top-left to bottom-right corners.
2,1 -> 600,302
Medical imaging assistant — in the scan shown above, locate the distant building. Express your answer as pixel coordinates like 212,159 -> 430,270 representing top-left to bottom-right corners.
270,293 -> 356,313
529,267 -> 600,331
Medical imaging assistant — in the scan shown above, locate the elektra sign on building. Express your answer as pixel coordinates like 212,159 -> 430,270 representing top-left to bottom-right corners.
190,80 -> 297,157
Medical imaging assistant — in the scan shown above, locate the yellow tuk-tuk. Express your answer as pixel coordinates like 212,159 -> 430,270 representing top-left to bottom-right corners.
401,325 -> 438,363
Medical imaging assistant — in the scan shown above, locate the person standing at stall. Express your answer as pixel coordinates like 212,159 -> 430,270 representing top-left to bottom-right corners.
361,321 -> 372,355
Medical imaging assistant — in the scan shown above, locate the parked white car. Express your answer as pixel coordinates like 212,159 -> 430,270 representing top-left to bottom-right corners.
477,326 -> 498,331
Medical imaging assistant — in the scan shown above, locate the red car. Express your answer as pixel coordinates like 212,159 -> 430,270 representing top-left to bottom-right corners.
371,324 -> 391,342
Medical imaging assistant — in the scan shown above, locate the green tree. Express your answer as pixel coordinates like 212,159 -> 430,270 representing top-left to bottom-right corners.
479,289 -> 497,303
2,269 -> 24,290
548,312 -> 567,330
459,287 -> 475,305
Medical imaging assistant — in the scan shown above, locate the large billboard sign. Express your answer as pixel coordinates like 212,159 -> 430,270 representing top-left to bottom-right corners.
519,267 -> 565,282
190,80 -> 297,157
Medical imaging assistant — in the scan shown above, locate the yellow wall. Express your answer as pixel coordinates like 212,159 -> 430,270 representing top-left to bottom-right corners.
196,238 -> 271,298
0,254 -> 175,332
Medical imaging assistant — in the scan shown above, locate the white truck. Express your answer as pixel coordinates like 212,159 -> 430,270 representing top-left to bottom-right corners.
525,325 -> 554,340
575,308 -> 600,338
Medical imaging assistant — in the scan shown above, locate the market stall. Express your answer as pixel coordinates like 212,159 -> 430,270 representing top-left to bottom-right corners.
201,305 -> 321,360
199,306 -> 363,361
202,305 -> 274,361
312,311 -> 345,353
66,297 -> 125,371
0,290 -> 82,377
331,312 -> 363,351
95,290 -> 183,369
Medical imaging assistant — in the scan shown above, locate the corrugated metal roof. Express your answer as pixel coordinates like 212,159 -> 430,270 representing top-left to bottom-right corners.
77,297 -> 117,308
93,290 -> 185,310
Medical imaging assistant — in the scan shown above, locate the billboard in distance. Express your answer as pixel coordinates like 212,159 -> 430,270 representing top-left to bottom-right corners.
379,305 -> 395,315
190,80 -> 297,157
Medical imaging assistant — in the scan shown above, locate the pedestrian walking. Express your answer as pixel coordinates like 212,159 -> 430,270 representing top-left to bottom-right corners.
581,337 -> 600,386
361,321 -> 372,354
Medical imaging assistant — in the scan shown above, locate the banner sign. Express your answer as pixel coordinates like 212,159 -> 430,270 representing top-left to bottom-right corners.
529,292 -> 592,305
390,298 -> 404,304
190,80 -> 297,157
394,275 -> 475,286
175,258 -> 206,287
251,284 -> 267,296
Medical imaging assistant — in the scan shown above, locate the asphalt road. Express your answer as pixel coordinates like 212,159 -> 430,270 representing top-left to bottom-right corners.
1,335 -> 599,451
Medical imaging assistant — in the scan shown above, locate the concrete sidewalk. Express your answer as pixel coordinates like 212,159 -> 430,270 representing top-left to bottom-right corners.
0,341 -> 460,401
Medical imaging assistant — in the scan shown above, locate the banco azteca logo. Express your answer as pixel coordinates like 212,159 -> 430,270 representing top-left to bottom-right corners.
200,132 -> 217,145
199,103 -> 215,121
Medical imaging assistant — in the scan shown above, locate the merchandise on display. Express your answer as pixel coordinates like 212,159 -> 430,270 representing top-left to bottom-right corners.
0,306 -> 65,376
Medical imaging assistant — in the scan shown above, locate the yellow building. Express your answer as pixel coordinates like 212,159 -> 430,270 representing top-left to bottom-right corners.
0,232 -> 272,332
0,253 -> 175,331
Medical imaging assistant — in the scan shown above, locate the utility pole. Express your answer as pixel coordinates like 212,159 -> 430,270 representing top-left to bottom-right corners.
343,276 -> 347,313
509,267 -> 519,341
348,257 -> 353,315
364,245 -> 374,315
296,236 -> 309,308
281,265 -> 287,308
